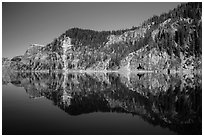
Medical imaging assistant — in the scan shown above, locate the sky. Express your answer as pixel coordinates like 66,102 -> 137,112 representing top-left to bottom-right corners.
2,2 -> 181,58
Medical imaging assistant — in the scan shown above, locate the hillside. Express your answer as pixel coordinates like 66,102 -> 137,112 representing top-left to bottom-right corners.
3,2 -> 202,72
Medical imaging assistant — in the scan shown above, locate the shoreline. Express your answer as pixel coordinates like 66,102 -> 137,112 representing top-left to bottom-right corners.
8,69 -> 201,75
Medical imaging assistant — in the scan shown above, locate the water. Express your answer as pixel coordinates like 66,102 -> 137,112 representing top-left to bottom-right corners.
2,71 -> 202,135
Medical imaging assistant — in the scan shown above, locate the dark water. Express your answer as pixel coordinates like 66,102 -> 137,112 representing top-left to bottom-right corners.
2,71 -> 202,135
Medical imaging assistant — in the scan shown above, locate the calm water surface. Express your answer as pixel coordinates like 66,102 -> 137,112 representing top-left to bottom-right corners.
2,72 -> 202,135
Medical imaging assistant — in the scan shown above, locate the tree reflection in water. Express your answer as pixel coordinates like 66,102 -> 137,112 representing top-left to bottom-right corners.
3,71 -> 202,134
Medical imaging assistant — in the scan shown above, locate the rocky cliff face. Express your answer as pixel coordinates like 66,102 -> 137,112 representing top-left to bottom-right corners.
3,2 -> 202,72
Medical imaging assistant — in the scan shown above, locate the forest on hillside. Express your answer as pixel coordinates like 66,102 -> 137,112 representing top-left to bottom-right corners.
46,2 -> 201,58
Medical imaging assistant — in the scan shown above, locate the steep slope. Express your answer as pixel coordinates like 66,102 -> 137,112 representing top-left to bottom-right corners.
3,2 -> 202,72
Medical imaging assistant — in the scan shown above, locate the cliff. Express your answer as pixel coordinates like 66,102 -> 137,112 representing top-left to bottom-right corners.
3,2 -> 202,72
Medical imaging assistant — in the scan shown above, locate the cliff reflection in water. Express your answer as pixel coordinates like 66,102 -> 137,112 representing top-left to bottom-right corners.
3,71 -> 202,134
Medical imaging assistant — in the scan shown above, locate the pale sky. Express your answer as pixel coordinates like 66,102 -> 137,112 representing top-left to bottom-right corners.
2,2 -> 181,58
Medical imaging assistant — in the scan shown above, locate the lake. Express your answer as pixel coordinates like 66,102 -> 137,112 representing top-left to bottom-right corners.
2,71 -> 202,135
